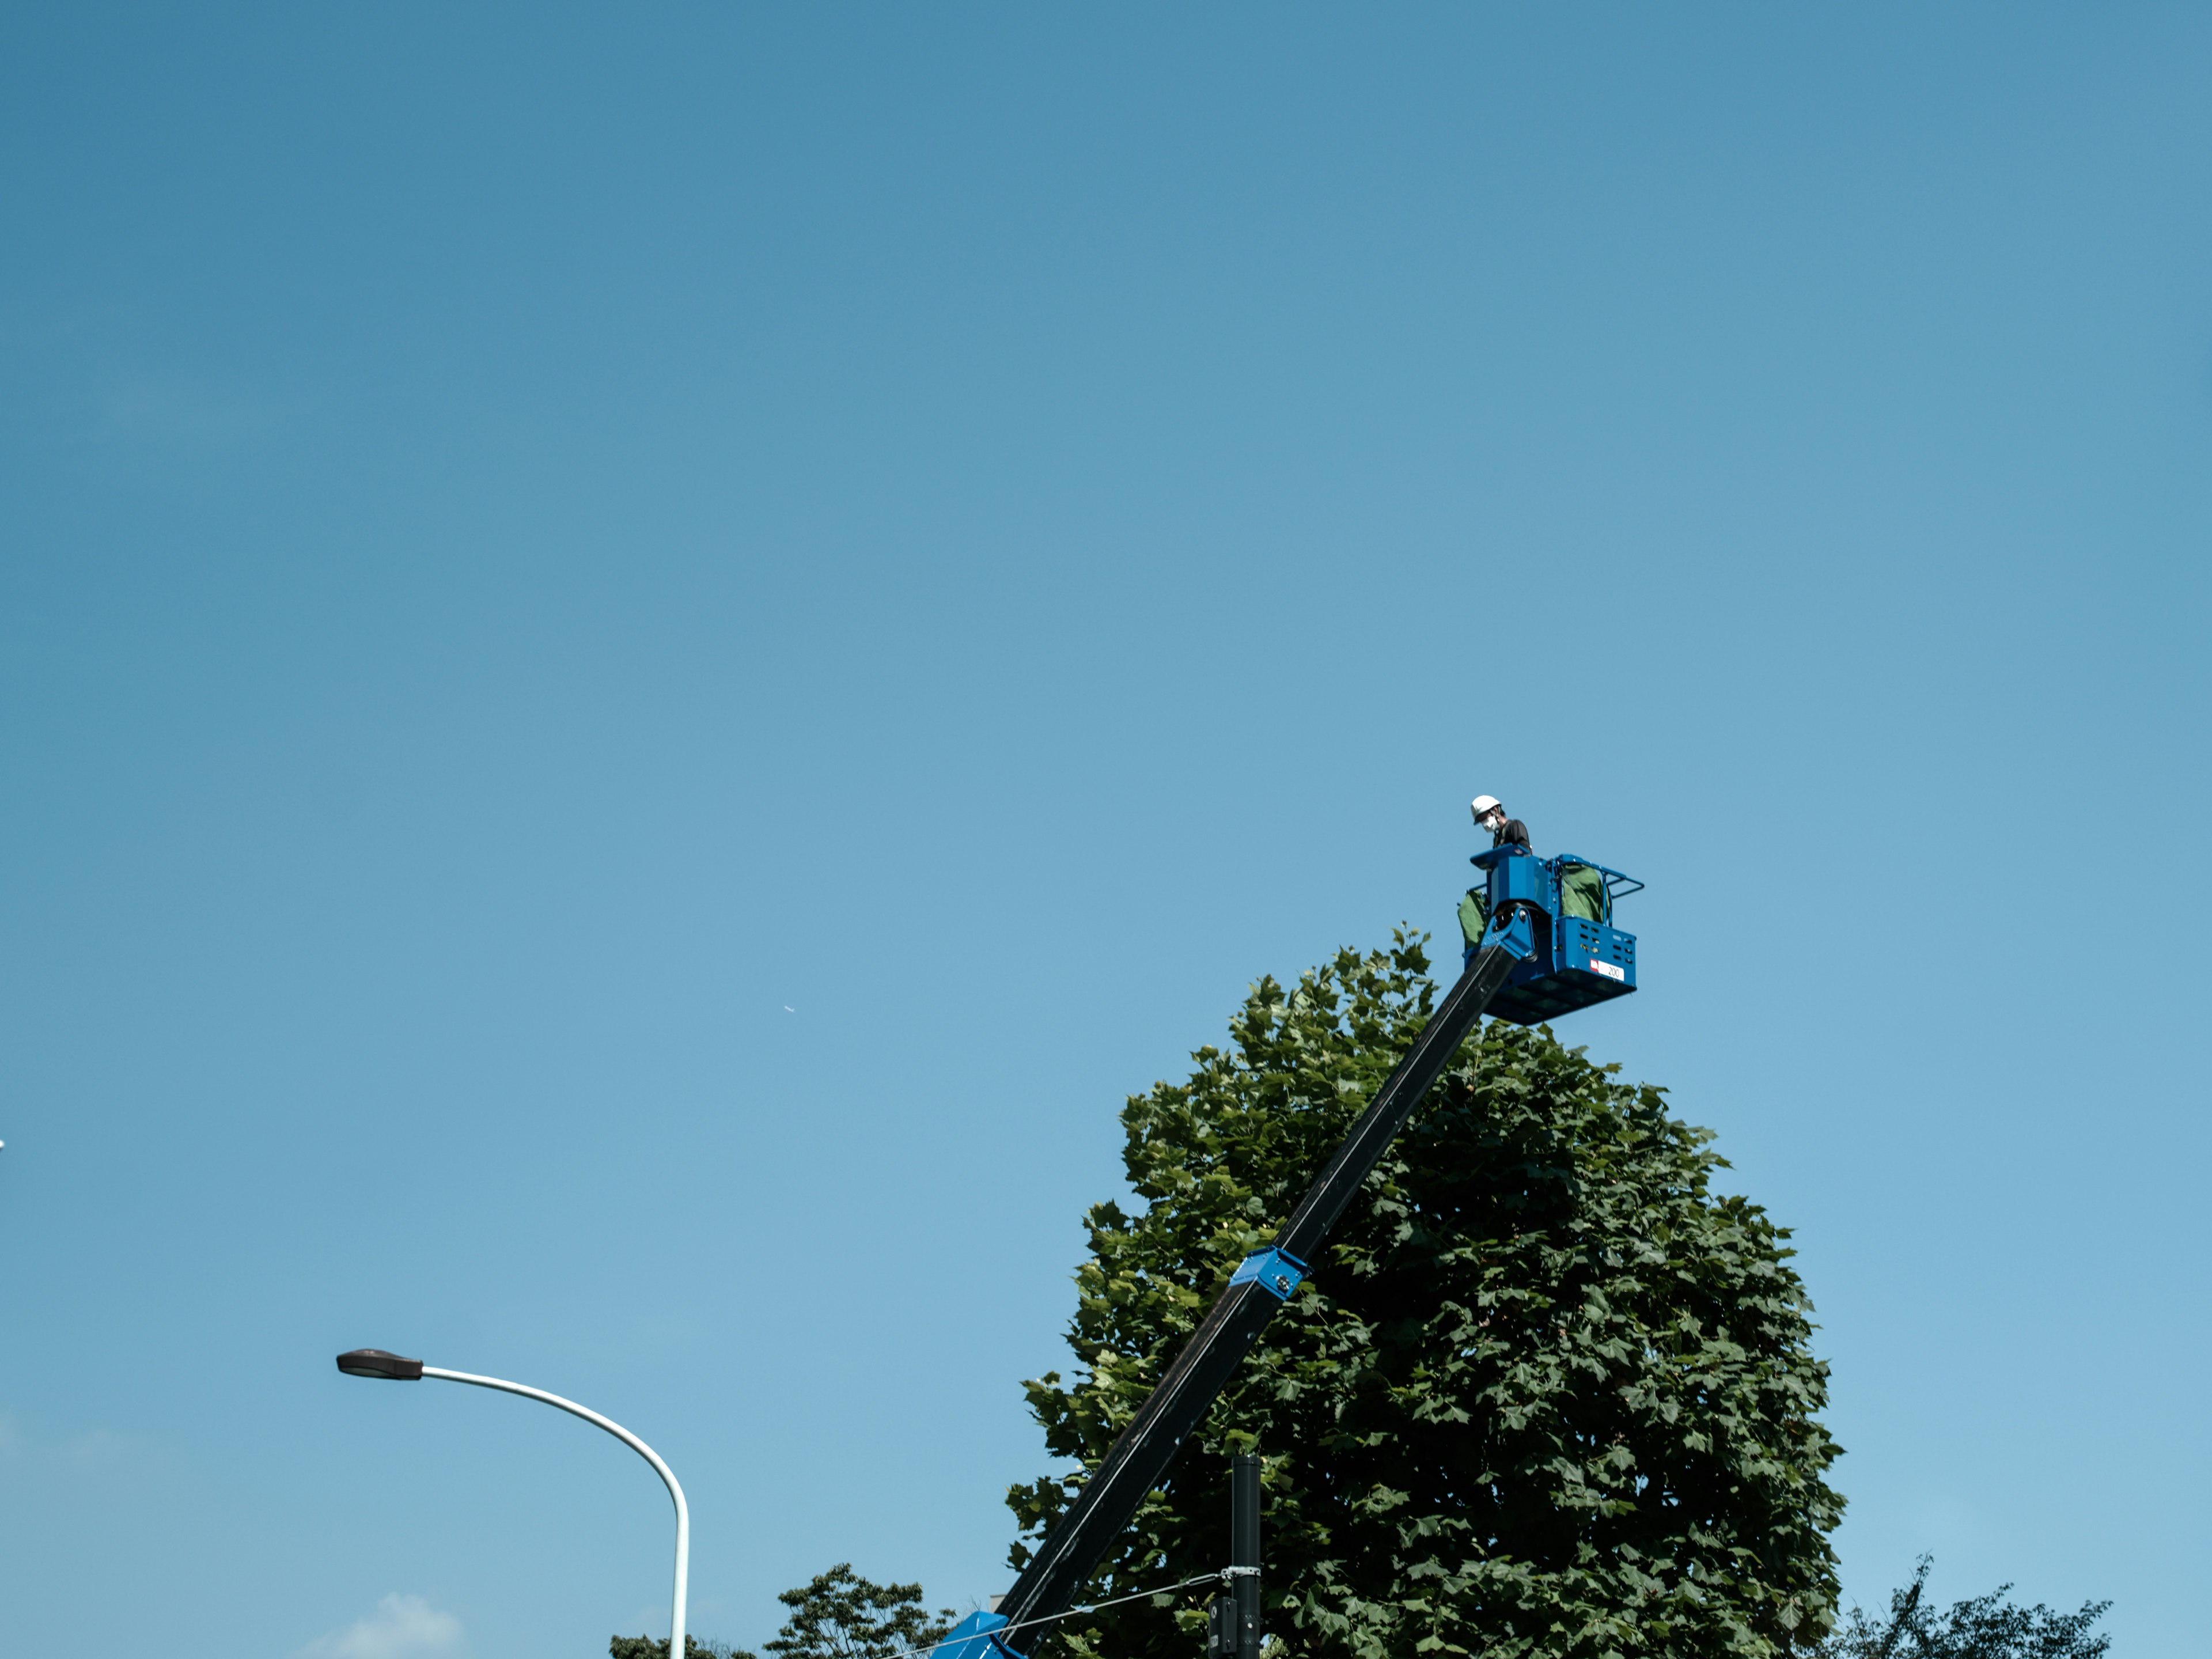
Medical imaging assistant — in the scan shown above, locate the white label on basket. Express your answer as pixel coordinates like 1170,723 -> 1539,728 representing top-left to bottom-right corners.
1589,960 -> 1626,982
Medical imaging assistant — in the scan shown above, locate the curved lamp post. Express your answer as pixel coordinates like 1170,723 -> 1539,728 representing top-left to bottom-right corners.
337,1349 -> 688,1658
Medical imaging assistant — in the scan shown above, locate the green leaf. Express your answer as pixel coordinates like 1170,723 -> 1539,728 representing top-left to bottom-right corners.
1009,937 -> 1845,1658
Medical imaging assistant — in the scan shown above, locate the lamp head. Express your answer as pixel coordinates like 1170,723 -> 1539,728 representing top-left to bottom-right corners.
336,1349 -> 424,1381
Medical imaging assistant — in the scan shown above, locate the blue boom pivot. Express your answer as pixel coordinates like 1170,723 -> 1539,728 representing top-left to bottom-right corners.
941,859 -> 1642,1659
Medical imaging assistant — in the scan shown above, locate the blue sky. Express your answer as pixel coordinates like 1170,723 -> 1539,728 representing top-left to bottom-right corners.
2,5 -> 2206,1656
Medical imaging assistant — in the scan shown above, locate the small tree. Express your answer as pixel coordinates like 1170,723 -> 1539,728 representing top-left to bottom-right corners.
757,1564 -> 957,1659
611,1639 -> 745,1659
1008,936 -> 1844,1659
615,1565 -> 955,1659
1818,1558 -> 2110,1659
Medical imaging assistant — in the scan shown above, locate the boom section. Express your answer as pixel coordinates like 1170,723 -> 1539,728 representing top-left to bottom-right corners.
986,930 -> 1531,1646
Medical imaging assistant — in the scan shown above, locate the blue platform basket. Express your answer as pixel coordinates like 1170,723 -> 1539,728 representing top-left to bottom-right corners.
1469,850 -> 1641,1026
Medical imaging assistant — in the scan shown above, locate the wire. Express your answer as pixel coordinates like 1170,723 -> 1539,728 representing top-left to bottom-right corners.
869,1571 -> 1228,1659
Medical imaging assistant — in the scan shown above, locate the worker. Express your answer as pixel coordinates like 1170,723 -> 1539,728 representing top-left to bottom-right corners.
1471,794 -> 1531,852
1459,795 -> 1613,968
1458,793 -> 1529,964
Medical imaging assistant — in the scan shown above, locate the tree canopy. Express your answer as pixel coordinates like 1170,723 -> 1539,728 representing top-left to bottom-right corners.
612,1564 -> 954,1659
1817,1558 -> 2110,1659
752,1564 -> 955,1659
1006,936 -> 1844,1659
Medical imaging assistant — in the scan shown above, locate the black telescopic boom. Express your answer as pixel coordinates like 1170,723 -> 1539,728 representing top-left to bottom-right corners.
995,942 -> 1521,1641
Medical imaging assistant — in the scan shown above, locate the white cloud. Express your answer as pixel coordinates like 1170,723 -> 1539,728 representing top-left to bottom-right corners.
299,1594 -> 464,1659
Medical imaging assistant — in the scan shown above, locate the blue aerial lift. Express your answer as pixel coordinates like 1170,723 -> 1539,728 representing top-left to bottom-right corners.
1467,846 -> 1642,1025
940,843 -> 1641,1659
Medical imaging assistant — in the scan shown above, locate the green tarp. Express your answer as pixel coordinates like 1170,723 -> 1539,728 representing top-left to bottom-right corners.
1559,862 -> 1609,924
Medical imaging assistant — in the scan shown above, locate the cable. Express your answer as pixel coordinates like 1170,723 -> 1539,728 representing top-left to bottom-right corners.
869,1571 -> 1228,1659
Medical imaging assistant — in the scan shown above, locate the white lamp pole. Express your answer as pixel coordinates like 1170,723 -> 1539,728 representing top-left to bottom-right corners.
337,1350 -> 688,1659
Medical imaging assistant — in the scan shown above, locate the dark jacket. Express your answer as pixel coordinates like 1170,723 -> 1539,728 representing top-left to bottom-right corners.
1460,819 -> 1535,953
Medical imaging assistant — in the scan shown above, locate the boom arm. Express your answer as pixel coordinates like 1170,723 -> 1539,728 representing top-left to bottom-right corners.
978,921 -> 1536,1653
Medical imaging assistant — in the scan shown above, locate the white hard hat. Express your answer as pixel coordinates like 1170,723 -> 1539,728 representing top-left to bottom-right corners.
1471,794 -> 1502,820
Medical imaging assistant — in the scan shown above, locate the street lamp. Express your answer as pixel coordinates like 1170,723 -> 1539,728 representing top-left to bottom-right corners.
336,1349 -> 689,1659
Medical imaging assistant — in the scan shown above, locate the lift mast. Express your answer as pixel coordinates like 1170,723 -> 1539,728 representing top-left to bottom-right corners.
943,846 -> 1639,1659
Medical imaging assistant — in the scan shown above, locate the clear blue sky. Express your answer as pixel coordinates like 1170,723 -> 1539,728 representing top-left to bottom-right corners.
2,6 -> 2205,1656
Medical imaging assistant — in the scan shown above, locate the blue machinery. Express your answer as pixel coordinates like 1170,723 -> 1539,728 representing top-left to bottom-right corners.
938,846 -> 1643,1659
1467,847 -> 1643,1025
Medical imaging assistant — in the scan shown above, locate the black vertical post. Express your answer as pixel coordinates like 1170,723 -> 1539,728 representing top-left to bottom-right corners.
1231,1454 -> 1262,1659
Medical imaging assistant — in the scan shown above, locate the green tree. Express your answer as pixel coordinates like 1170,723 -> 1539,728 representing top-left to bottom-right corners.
614,1565 -> 955,1659
610,1639 -> 747,1659
755,1564 -> 956,1659
1817,1558 -> 2109,1658
1007,936 -> 1844,1659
